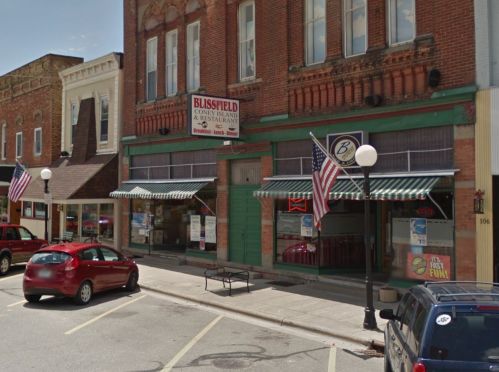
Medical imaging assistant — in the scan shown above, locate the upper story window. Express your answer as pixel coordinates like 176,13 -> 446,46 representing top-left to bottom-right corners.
100,96 -> 109,142
166,30 -> 178,96
71,102 -> 79,145
343,0 -> 367,57
239,2 -> 255,80
16,132 -> 22,158
305,0 -> 326,65
1,123 -> 6,160
388,0 -> 415,46
147,37 -> 158,101
187,22 -> 200,91
34,128 -> 42,156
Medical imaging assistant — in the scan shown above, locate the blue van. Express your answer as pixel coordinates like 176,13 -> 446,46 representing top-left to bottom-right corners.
380,281 -> 499,372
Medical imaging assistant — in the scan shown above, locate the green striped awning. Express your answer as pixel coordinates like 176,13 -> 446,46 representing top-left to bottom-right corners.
110,182 -> 209,199
253,177 -> 442,201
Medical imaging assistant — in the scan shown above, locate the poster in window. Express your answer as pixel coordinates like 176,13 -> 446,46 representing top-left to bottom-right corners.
190,215 -> 201,241
301,214 -> 313,237
410,218 -> 427,246
205,216 -> 217,243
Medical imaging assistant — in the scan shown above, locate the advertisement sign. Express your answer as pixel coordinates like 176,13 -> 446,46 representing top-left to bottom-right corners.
301,214 -> 313,237
326,131 -> 367,168
190,215 -> 201,241
205,216 -> 217,243
407,253 -> 451,281
289,198 -> 307,212
187,93 -> 240,139
410,218 -> 427,246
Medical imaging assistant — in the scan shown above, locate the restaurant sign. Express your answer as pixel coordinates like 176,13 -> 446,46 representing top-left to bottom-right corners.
187,93 -> 240,139
407,253 -> 451,281
326,131 -> 367,168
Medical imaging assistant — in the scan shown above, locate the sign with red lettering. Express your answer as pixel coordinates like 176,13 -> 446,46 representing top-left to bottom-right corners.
187,93 -> 240,139
407,253 -> 451,281
289,199 -> 307,212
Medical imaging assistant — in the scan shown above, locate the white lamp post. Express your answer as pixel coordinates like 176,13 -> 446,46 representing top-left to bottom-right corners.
40,168 -> 52,242
355,145 -> 378,330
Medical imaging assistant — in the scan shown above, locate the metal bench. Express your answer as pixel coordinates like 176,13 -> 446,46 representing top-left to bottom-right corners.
204,267 -> 250,296
53,231 -> 74,244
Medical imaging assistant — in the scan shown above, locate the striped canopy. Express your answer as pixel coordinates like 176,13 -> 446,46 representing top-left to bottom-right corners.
253,177 -> 442,201
110,182 -> 209,199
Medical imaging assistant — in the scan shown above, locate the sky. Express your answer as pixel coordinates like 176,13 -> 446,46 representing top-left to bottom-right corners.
0,0 -> 123,76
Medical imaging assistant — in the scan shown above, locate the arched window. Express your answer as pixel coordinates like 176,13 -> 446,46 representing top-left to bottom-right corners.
186,0 -> 201,14
15,115 -> 23,126
165,6 -> 178,23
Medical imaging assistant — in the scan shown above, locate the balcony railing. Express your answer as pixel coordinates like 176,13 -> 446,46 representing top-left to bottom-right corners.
130,162 -> 217,180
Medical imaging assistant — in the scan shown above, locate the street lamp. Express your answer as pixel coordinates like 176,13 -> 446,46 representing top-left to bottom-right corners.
40,168 -> 52,242
355,144 -> 378,330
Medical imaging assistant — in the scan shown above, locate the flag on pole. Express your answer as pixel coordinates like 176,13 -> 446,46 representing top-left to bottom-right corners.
312,140 -> 341,231
8,162 -> 32,202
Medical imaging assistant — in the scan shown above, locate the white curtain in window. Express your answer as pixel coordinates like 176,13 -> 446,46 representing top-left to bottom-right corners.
187,22 -> 200,91
239,2 -> 255,79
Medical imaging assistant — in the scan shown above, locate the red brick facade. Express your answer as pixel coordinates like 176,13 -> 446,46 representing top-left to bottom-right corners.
123,0 -> 477,281
0,54 -> 83,167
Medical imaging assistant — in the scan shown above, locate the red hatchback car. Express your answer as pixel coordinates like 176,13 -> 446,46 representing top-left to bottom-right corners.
23,243 -> 139,305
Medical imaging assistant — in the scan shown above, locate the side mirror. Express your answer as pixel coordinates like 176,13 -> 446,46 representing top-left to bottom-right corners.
32,235 -> 38,240
122,256 -> 128,263
380,309 -> 396,320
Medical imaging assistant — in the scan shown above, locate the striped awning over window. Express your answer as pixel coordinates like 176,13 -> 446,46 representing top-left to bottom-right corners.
253,177 -> 442,201
110,182 -> 209,199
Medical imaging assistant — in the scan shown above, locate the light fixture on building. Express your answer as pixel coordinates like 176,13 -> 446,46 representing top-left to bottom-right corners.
428,69 -> 441,89
40,168 -> 53,241
473,189 -> 484,214
158,127 -> 170,135
364,95 -> 383,107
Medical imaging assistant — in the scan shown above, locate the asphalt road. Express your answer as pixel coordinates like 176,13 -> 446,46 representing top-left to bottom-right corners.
0,264 -> 384,372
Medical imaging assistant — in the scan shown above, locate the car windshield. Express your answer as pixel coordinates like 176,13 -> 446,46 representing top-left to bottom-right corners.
429,312 -> 499,362
31,251 -> 72,265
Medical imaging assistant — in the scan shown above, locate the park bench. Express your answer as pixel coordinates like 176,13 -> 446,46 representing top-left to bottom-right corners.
53,231 -> 74,244
204,267 -> 250,296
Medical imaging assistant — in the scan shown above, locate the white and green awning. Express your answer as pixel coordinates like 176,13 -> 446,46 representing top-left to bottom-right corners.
253,176 -> 442,201
110,181 -> 209,199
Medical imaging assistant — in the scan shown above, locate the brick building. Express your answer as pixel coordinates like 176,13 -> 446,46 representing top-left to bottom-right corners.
0,54 -> 83,228
22,53 -> 124,247
116,0 -> 477,286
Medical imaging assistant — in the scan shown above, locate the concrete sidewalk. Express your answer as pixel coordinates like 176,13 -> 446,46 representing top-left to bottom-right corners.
136,256 -> 399,347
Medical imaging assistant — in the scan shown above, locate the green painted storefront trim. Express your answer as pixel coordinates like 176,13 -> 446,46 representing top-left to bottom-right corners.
186,250 -> 217,259
388,278 -> 421,289
430,85 -> 477,99
127,138 -> 225,156
273,263 -> 319,274
217,150 -> 272,160
130,243 -> 149,250
260,114 -> 289,122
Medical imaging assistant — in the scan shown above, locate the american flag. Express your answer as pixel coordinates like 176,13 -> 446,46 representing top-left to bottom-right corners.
8,162 -> 32,202
312,141 -> 340,231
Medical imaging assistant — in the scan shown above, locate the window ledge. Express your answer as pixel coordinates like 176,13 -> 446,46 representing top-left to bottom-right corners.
227,78 -> 262,90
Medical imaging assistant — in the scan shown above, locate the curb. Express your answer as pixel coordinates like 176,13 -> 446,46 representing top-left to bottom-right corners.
140,283 -> 376,347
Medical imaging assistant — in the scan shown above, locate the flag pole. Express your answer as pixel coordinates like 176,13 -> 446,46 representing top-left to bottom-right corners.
309,132 -> 364,194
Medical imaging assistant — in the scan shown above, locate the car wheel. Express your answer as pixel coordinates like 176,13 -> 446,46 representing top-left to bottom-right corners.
25,294 -> 41,303
125,271 -> 138,292
0,253 -> 11,276
74,281 -> 92,305
384,344 -> 393,372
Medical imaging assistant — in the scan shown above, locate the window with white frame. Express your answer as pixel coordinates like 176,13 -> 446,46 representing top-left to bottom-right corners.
187,22 -> 200,91
16,132 -> 22,158
34,128 -> 42,156
305,0 -> 326,65
239,2 -> 255,80
147,38 -> 158,101
388,0 -> 415,45
166,30 -> 178,96
1,124 -> 6,160
343,0 -> 367,57
71,102 -> 78,145
100,96 -> 109,142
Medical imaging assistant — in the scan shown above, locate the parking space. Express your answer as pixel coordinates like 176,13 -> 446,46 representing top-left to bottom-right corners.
0,272 -> 383,372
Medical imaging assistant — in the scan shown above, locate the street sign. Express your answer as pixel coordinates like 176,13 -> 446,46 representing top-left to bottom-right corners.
44,193 -> 52,205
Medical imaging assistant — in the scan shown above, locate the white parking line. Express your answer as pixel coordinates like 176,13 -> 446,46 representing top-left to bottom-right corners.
328,343 -> 337,372
0,274 -> 23,282
7,300 -> 26,307
65,295 -> 147,335
161,315 -> 223,372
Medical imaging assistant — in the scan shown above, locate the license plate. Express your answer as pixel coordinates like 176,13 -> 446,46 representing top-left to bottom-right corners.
38,269 -> 51,278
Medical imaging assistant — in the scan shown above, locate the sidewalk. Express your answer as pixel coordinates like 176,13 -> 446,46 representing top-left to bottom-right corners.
136,256 -> 399,347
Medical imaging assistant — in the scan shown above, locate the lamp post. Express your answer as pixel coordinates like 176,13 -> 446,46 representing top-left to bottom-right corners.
40,168 -> 52,242
355,145 -> 378,330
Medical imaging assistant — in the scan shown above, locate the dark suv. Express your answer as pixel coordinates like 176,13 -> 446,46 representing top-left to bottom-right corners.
0,224 -> 49,276
380,281 -> 499,372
